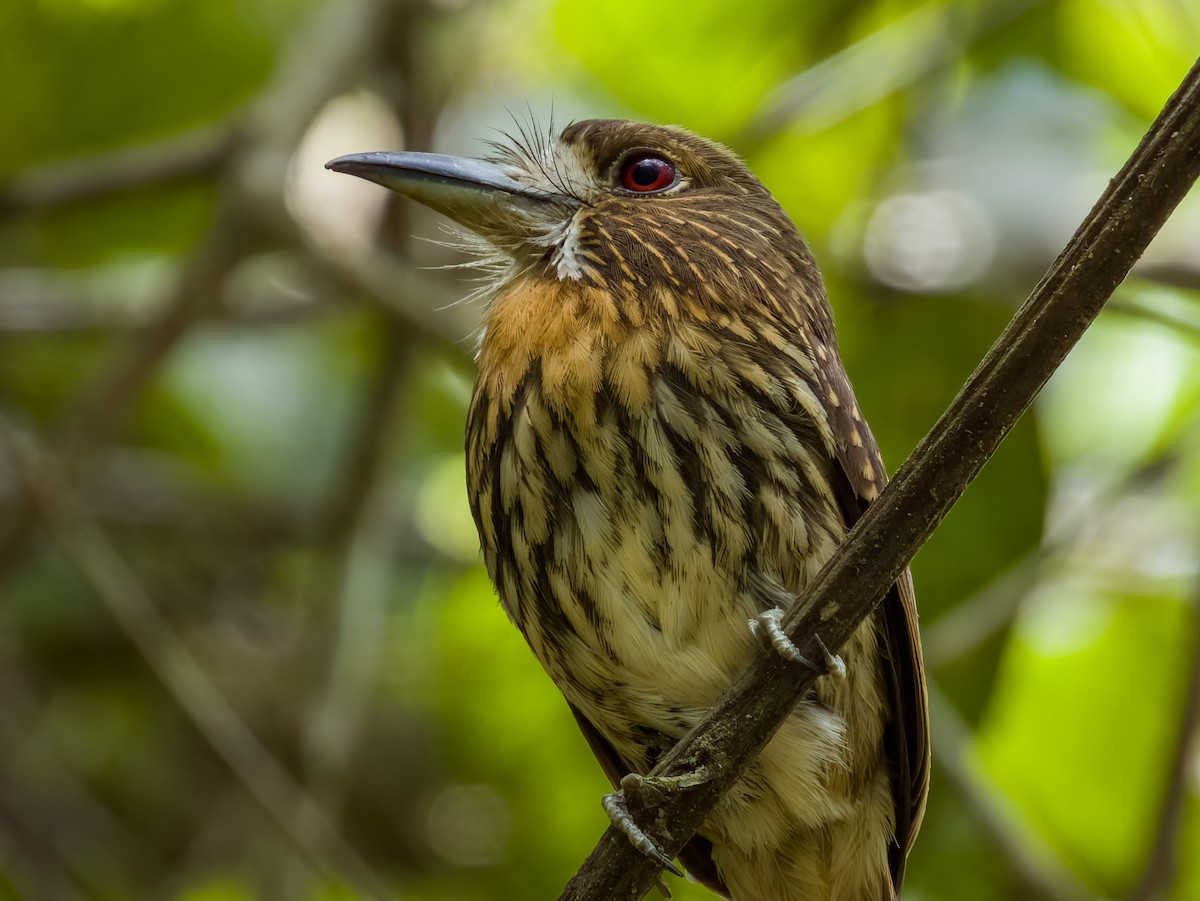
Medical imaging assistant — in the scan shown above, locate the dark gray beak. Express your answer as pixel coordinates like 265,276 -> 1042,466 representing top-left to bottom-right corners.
325,151 -> 570,232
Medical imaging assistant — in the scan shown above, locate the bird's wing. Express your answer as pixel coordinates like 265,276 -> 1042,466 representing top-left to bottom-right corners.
819,357 -> 931,894
568,703 -> 731,898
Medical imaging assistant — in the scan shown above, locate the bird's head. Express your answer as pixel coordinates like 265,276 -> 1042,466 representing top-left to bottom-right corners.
327,119 -> 823,318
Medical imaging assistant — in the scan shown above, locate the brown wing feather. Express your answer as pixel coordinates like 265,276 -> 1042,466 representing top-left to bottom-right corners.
818,352 -> 931,895
880,572 -> 930,879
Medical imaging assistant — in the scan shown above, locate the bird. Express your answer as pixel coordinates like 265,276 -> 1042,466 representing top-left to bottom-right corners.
328,118 -> 929,901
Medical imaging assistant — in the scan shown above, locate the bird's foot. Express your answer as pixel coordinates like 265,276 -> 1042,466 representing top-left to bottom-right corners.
602,773 -> 685,877
749,607 -> 847,680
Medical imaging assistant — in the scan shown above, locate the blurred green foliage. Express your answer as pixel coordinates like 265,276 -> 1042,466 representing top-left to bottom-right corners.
1,1 -> 1198,900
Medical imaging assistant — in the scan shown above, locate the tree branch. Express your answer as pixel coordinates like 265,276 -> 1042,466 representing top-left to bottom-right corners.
0,0 -> 400,586
0,418 -> 391,901
0,120 -> 238,217
560,55 -> 1200,901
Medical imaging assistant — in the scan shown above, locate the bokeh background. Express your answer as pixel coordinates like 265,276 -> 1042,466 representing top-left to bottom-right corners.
2,0 -> 1199,899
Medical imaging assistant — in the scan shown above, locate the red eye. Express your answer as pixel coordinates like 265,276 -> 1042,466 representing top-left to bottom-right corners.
619,154 -> 676,193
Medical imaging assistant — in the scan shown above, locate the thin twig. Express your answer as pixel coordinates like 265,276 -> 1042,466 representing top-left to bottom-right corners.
1128,259 -> 1200,292
924,444 -> 1185,670
300,320 -> 411,819
0,0 -> 399,586
1107,296 -> 1200,343
738,0 -> 1042,148
0,121 -> 238,217
299,0 -> 444,837
0,418 -> 391,900
0,785 -> 93,901
0,646 -> 148,889
303,240 -> 478,351
1128,571 -> 1200,901
560,56 -> 1200,901
0,203 -> 249,580
922,547 -> 1050,671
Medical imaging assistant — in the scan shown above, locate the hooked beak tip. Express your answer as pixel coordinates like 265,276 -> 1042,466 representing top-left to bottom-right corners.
325,152 -> 389,176
323,150 -> 572,233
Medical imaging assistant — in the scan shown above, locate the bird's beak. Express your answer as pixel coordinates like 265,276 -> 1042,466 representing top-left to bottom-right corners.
325,151 -> 571,234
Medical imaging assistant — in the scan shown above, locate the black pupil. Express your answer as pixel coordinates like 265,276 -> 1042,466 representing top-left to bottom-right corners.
631,159 -> 664,186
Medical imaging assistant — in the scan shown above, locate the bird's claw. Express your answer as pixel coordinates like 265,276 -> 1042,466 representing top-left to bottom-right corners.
602,776 -> 684,878
749,607 -> 846,680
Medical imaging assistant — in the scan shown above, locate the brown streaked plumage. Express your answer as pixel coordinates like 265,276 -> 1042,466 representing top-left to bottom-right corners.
328,119 -> 930,901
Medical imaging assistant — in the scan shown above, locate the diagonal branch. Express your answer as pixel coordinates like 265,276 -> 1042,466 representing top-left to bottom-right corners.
737,0 -> 1042,147
0,0 -> 400,586
0,418 -> 392,901
0,120 -> 238,217
560,55 -> 1200,901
